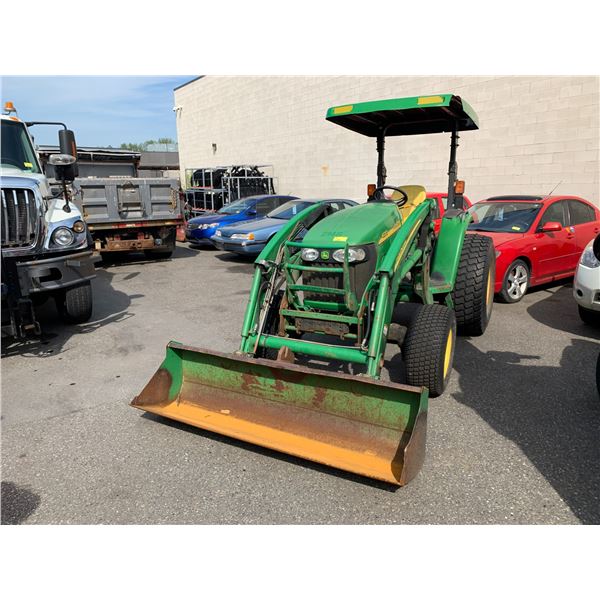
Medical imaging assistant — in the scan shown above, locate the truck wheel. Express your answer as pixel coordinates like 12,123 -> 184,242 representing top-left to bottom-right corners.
578,305 -> 600,326
144,248 -> 173,260
56,282 -> 93,324
402,303 -> 456,397
452,234 -> 495,336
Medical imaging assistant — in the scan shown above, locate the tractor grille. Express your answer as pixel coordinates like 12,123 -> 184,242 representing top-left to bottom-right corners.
1,187 -> 40,249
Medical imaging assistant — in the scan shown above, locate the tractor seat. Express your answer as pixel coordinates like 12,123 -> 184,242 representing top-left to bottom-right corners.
391,185 -> 427,221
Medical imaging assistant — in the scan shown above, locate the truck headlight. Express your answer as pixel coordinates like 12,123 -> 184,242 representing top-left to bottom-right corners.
332,247 -> 366,263
580,245 -> 600,268
301,248 -> 319,261
231,233 -> 254,240
52,227 -> 75,246
72,220 -> 86,233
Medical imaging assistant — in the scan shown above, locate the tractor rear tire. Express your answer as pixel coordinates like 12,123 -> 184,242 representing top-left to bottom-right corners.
402,303 -> 456,397
452,234 -> 495,336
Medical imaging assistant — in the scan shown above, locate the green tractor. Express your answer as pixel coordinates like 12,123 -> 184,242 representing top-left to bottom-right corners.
132,94 -> 495,485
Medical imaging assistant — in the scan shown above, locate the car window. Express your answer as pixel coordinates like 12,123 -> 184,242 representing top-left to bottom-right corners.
274,196 -> 292,207
255,198 -> 277,216
568,200 -> 596,225
327,202 -> 345,212
468,202 -> 542,233
539,201 -> 567,228
343,202 -> 355,209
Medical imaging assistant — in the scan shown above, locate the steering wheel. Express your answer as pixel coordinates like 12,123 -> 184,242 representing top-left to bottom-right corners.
369,185 -> 409,206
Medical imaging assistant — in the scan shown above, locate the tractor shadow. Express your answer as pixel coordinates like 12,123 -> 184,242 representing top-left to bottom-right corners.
0,481 -> 41,525
1,268 -> 140,358
452,337 -> 600,524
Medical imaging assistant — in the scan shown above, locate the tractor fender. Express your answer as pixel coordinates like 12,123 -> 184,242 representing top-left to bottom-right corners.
429,210 -> 472,292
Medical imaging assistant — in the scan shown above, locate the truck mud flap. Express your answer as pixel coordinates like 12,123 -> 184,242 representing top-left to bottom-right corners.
131,342 -> 428,486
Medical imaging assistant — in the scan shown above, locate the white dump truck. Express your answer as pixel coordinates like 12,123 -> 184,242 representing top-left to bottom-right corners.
1,102 -> 98,338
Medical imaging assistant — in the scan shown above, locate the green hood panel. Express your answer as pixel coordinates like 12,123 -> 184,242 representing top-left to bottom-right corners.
303,203 -> 401,247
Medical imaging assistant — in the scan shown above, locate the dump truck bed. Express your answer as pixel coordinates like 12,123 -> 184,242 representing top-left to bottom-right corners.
73,177 -> 182,228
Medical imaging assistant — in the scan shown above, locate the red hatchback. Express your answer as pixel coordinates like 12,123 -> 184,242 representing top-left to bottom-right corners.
427,192 -> 472,233
467,195 -> 600,302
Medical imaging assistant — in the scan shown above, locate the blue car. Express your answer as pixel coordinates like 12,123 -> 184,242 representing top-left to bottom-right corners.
211,198 -> 357,255
185,194 -> 298,245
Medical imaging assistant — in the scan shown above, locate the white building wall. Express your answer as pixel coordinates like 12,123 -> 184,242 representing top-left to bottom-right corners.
174,76 -> 599,205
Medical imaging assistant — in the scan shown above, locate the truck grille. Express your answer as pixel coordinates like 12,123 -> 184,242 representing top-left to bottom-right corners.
1,188 -> 39,249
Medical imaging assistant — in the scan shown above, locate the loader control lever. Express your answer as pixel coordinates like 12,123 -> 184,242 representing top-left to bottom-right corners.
369,185 -> 408,206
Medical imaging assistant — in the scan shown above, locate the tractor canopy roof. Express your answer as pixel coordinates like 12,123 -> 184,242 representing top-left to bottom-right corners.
326,94 -> 478,137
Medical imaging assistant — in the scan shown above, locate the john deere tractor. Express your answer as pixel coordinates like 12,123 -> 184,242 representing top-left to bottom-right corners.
133,94 -> 495,485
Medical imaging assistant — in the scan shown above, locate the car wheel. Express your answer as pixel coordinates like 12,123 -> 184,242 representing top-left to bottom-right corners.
499,259 -> 529,303
578,305 -> 600,326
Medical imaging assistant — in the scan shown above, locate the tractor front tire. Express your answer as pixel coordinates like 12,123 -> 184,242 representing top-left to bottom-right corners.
55,282 -> 93,324
452,234 -> 495,336
402,303 -> 456,397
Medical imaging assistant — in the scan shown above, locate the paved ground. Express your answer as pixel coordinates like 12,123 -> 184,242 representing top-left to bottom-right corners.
2,243 -> 599,524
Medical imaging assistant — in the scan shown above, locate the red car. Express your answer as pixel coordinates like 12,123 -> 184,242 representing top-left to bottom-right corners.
427,192 -> 472,233
467,195 -> 600,302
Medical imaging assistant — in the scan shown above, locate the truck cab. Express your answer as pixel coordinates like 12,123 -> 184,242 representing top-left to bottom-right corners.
1,105 -> 98,338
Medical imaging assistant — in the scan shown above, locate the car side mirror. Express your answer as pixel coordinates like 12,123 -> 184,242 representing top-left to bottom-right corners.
540,221 -> 562,233
247,209 -> 257,216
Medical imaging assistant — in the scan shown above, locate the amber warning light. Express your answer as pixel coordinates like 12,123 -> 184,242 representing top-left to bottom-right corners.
454,180 -> 465,194
367,184 -> 376,197
3,101 -> 17,115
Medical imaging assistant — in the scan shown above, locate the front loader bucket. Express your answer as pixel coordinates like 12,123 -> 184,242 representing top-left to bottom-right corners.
131,342 -> 428,486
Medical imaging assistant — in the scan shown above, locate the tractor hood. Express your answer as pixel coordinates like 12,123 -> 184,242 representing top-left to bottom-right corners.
303,202 -> 401,247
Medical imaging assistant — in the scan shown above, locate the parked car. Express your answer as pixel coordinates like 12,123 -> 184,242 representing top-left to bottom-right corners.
426,192 -> 472,233
185,194 -> 298,245
573,233 -> 600,324
211,198 -> 357,255
467,195 -> 600,302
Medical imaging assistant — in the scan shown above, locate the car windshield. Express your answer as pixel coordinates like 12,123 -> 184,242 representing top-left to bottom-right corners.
1,119 -> 42,174
468,202 -> 542,233
218,198 -> 256,214
267,200 -> 313,220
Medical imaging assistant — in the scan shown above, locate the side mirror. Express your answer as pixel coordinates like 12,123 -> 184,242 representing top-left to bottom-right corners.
57,128 -> 79,180
247,209 -> 257,216
540,221 -> 562,233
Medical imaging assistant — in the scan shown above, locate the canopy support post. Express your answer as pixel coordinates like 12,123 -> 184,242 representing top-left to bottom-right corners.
447,128 -> 463,209
376,130 -> 387,187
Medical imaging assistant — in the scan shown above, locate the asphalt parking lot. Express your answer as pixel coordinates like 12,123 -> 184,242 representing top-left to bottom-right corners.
2,243 -> 599,525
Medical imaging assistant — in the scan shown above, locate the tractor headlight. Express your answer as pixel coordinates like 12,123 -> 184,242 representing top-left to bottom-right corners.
580,245 -> 600,268
301,248 -> 319,261
332,247 -> 366,263
52,226 -> 75,246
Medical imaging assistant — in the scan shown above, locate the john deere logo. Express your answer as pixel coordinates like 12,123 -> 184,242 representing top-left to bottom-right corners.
320,250 -> 330,260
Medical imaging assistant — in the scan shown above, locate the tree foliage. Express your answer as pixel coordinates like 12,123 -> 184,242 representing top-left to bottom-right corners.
119,138 -> 175,151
